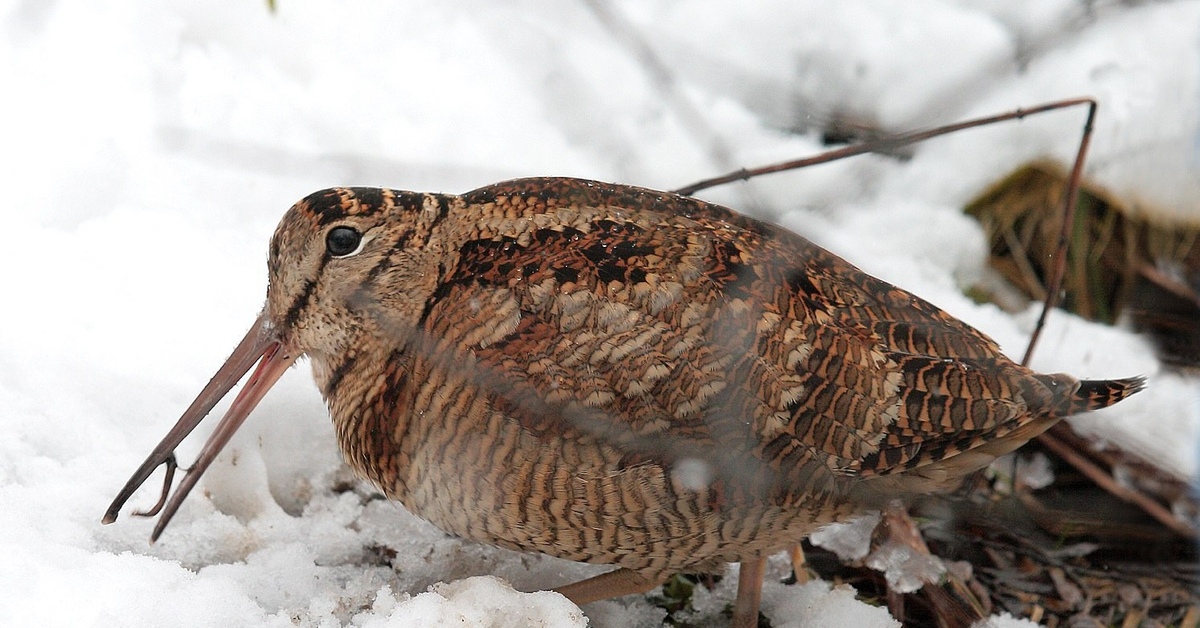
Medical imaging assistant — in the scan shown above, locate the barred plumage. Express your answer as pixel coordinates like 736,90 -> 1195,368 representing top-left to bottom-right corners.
106,176 -> 1143,624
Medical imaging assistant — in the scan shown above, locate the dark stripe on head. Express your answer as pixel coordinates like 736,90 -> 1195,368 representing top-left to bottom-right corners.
426,193 -> 452,233
309,187 -> 388,227
298,189 -> 350,227
284,250 -> 329,328
284,279 -> 316,328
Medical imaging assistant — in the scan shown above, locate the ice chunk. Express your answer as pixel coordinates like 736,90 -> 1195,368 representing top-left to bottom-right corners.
865,538 -> 946,594
809,512 -> 880,561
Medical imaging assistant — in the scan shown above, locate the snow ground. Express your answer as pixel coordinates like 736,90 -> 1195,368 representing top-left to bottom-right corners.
1,1 -> 1198,626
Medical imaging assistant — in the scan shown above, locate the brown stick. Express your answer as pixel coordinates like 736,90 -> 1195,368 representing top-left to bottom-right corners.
1138,261 -> 1200,308
674,98 -> 1098,197
1021,101 -> 1098,366
1037,427 -> 1196,538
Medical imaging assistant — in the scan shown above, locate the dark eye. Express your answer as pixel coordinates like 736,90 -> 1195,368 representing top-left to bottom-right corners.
326,226 -> 363,257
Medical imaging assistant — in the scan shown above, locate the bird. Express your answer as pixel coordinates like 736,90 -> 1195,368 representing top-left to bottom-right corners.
103,177 -> 1143,626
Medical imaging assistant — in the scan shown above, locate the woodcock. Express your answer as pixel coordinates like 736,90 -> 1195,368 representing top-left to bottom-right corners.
104,177 -> 1143,625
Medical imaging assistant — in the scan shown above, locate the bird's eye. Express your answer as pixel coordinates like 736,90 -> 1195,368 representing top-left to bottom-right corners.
326,226 -> 363,257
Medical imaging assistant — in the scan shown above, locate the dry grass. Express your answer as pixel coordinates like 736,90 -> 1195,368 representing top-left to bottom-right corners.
965,162 -> 1200,367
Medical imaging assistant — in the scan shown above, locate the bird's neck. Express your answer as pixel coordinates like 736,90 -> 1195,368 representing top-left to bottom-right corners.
311,344 -> 414,497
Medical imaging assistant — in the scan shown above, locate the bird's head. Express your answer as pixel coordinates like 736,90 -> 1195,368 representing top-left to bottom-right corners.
102,187 -> 449,540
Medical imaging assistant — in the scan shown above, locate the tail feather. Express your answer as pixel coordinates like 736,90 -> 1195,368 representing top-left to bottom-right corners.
1063,376 -> 1146,415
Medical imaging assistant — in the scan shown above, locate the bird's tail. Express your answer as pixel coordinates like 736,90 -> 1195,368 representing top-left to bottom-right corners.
1057,376 -> 1146,416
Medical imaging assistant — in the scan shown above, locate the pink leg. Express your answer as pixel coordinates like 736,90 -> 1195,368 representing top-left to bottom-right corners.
553,568 -> 661,605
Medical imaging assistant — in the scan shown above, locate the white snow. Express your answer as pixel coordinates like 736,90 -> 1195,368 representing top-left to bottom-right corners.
2,1 -> 1198,626
992,451 -> 1056,492
762,579 -> 900,628
974,613 -> 1045,628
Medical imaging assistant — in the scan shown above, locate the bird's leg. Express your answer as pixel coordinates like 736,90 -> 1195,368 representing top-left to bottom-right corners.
553,568 -> 661,605
873,501 -> 938,575
732,557 -> 766,628
867,500 -> 946,625
787,544 -> 811,584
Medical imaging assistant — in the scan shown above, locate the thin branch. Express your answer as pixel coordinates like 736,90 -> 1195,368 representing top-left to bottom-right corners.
1037,426 -> 1195,538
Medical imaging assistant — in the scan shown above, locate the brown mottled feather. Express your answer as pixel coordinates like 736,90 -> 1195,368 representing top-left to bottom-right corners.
264,176 -> 1142,581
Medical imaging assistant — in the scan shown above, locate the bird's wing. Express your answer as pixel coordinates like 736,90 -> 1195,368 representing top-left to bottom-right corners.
409,178 -> 1064,501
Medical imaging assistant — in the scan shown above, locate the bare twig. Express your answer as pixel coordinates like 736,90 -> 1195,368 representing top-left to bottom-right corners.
675,98 -> 1097,197
1037,426 -> 1196,538
1021,101 -> 1097,366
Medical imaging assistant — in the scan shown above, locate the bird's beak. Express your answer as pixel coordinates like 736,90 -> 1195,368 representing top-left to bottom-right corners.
102,312 -> 298,541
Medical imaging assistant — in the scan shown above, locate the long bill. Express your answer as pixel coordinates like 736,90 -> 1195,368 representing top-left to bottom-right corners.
101,312 -> 298,542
